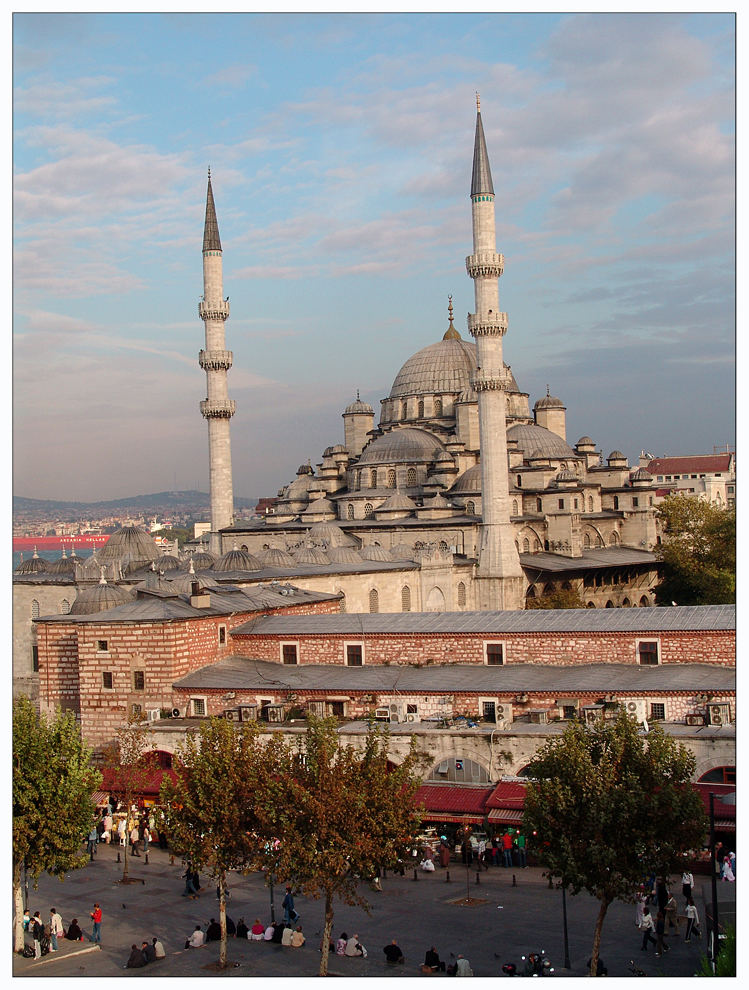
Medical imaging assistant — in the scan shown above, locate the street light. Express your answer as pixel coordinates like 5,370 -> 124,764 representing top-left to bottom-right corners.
561,883 -> 571,970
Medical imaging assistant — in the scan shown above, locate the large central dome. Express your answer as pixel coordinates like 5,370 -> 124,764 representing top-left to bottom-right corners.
389,338 -> 477,398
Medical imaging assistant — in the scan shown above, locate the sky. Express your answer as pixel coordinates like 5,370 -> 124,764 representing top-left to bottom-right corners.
13,11 -> 735,503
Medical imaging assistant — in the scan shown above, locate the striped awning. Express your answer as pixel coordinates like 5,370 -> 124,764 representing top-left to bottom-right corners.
487,808 -> 524,824
421,811 -> 485,825
92,791 -> 110,806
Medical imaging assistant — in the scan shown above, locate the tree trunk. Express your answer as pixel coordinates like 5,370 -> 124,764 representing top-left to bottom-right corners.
318,890 -> 334,977
219,873 -> 227,970
121,803 -> 130,881
589,897 -> 610,977
13,865 -> 25,953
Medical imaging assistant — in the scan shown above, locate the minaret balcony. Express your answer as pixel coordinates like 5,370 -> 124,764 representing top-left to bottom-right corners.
199,299 -> 230,321
466,252 -> 504,278
467,312 -> 508,337
471,368 -> 512,392
199,349 -> 233,371
200,398 -> 236,419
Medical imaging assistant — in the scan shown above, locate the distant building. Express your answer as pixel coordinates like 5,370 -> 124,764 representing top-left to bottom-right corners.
641,452 -> 735,507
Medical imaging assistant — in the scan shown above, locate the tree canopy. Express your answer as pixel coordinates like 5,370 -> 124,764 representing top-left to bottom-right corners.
13,697 -> 101,952
523,711 -> 707,977
655,494 -> 735,605
526,587 -> 586,609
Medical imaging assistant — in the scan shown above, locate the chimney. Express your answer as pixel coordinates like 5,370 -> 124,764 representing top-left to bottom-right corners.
189,581 -> 211,609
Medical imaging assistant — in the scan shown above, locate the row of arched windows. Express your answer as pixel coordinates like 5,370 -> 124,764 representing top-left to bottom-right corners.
355,467 -> 418,491
31,599 -> 70,618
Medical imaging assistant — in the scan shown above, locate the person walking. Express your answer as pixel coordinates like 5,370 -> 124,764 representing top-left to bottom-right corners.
685,897 -> 701,942
502,831 -> 513,868
665,892 -> 679,931
31,912 -> 44,959
130,823 -> 141,857
516,831 -> 527,868
142,824 -> 151,855
49,908 -> 64,951
654,910 -> 669,957
90,903 -> 102,943
282,884 -> 296,925
86,827 -> 98,861
639,906 -> 657,952
634,885 -> 648,928
681,870 -> 694,906
438,837 -> 451,869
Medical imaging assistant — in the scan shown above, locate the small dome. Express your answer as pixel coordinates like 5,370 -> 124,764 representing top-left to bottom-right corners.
296,463 -> 314,476
450,463 -> 482,494
305,522 -> 357,547
70,573 -> 133,615
301,497 -> 336,517
377,491 -> 417,512
46,551 -> 78,575
575,436 -> 595,447
214,545 -> 262,572
390,543 -> 415,560
607,450 -> 627,463
258,547 -> 296,567
534,394 -> 565,410
555,469 -> 578,484
15,550 -> 49,574
359,545 -> 394,562
154,554 -> 181,571
358,428 -> 445,466
190,550 -> 216,570
507,423 -> 577,460
294,546 -> 330,565
630,467 -> 653,482
344,393 -> 374,415
327,546 -> 363,564
96,526 -> 161,565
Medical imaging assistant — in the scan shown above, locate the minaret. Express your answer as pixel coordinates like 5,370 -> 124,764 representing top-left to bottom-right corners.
466,96 -> 524,610
198,170 -> 235,556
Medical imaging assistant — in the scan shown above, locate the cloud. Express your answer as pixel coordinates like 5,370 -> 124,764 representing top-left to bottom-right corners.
203,64 -> 258,88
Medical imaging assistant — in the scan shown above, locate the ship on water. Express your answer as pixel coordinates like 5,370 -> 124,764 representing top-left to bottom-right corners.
13,534 -> 110,553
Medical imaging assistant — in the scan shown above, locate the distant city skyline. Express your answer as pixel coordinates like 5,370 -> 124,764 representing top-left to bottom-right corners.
14,12 -> 735,502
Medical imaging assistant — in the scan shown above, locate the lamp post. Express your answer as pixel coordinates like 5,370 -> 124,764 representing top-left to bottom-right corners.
709,793 -> 719,970
561,883 -> 571,970
269,873 -> 276,924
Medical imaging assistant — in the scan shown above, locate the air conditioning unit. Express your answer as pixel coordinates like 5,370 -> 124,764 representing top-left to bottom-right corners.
389,712 -> 401,723
707,703 -> 731,726
621,699 -> 647,722
685,713 -> 705,726
223,708 -> 241,722
405,713 -> 419,723
267,705 -> 285,724
238,705 -> 257,722
146,709 -> 161,723
171,707 -> 182,718
389,704 -> 401,714
495,703 -> 514,723
374,707 -> 390,721
528,710 -> 549,725
583,706 -> 604,725
308,701 -> 326,718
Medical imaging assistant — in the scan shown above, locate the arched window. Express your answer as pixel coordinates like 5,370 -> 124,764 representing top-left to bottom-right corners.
526,587 -> 536,599
596,534 -> 604,547
402,401 -> 408,420
401,585 -> 411,612
387,469 -> 396,488
613,495 -> 619,510
369,588 -> 379,613
622,598 -> 631,607
347,503 -> 354,519
241,544 -> 248,550
31,599 -> 40,619
434,397 -> 443,417
516,475 -> 522,488
370,469 -> 377,488
535,538 -> 542,551
428,756 -> 489,784
364,502 -> 374,518
523,538 -> 530,552
60,599 -> 71,615
439,540 -> 449,551
605,600 -> 614,608
588,496 -> 593,512
466,500 -> 475,515
639,596 -> 650,607
536,497 -> 542,512
457,582 -> 466,607
512,499 -> 519,516
356,471 -> 362,491
609,531 -> 619,546
338,592 -> 347,613
587,601 -> 596,608
584,533 -> 591,548
407,468 -> 417,487
418,399 -> 424,418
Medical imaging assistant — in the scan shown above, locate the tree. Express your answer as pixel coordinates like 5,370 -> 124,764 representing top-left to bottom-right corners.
101,713 -> 158,882
655,495 -> 735,605
12,697 -> 101,952
523,711 -> 707,977
160,718 -> 286,970
260,717 -> 424,977
526,587 -> 586,609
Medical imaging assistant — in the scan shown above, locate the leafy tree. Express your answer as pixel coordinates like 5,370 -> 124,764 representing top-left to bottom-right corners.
523,710 -> 707,977
526,587 -> 586,609
160,718 -> 287,970
101,713 -> 158,882
12,697 -> 102,952
260,717 -> 424,977
655,495 -> 735,605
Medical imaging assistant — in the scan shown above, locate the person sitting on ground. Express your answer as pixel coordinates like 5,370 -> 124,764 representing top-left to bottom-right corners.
345,933 -> 367,957
424,946 -> 446,972
291,925 -> 305,948
384,939 -> 405,964
125,943 -> 147,968
205,918 -> 221,942
263,923 -> 274,941
335,932 -> 348,955
281,924 -> 295,947
249,918 -> 264,941
66,919 -> 83,941
143,939 -> 157,963
236,918 -> 249,940
188,925 -> 204,948
225,916 -> 236,937
455,953 -> 473,977
271,922 -> 285,943
152,936 -> 166,959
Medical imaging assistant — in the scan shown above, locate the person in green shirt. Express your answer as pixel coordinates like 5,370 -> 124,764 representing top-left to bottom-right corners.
516,831 -> 527,868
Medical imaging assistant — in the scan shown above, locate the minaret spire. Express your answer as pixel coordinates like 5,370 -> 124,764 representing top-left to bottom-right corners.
198,172 -> 235,556
465,99 -> 524,610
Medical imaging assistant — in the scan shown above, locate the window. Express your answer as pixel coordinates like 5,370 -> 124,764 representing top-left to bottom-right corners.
650,702 -> 665,721
369,588 -> 379,613
102,671 -> 114,690
281,643 -> 299,665
484,642 -> 504,666
574,498 -> 579,510
584,533 -> 591,548
632,497 -> 639,508
31,599 -> 40,619
370,469 -> 377,488
638,640 -> 659,666
512,499 -> 518,515
523,538 -> 530,552
418,400 -> 424,418
562,705 -> 578,720
401,585 -> 411,612
517,475 -> 522,488
346,643 -> 363,666
609,532 -> 619,545
97,640 -> 108,653
556,497 -> 564,510
466,500 -> 475,515
699,766 -> 736,785
131,703 -> 142,717
330,701 -> 345,717
191,697 -> 206,717
387,469 -> 396,488
402,402 -> 408,420
133,670 -> 145,691
428,756 -> 489,784
613,496 -> 619,510
338,593 -> 347,613
407,468 -> 417,487
60,599 -> 71,615
356,471 -> 361,490
364,502 -> 374,518
347,503 -> 354,519
536,497 -> 542,512
457,581 -> 466,607
588,496 -> 593,512
31,644 -> 39,672
434,398 -> 443,416
218,624 -> 227,645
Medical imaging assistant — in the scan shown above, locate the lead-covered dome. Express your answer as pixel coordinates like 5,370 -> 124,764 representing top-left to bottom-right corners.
70,575 -> 133,615
358,428 -> 445,466
507,424 -> 577,460
96,526 -> 161,565
214,546 -> 262,572
389,338 -> 478,398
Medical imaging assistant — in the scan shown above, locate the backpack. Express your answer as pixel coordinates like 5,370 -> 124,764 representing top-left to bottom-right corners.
32,921 -> 44,941
22,944 -> 34,958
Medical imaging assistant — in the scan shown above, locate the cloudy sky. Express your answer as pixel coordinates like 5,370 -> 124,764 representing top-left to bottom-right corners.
13,12 -> 735,503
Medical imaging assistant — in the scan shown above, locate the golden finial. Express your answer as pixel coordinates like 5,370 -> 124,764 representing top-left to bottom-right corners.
444,294 -> 461,340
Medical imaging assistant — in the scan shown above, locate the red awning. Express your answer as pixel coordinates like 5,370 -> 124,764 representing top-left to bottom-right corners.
413,784 -> 495,819
693,783 -> 735,822
100,767 -> 178,797
485,781 -> 527,810
487,808 -> 524,824
422,811 -> 486,825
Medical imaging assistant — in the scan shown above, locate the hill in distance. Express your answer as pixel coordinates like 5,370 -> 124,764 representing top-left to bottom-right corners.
14,491 -> 260,514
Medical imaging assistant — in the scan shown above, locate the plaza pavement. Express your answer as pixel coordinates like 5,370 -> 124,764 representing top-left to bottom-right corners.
13,842 -> 729,979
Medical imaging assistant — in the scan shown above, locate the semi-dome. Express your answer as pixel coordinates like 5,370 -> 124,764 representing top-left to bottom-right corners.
506,423 -> 577,460
97,526 -> 161,565
15,550 -> 49,574
450,463 -> 482,494
358,428 -> 445,466
69,573 -> 133,615
214,545 -> 262,572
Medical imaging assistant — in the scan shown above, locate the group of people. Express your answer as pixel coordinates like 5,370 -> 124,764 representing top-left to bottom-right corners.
636,872 -> 702,955
185,918 -> 306,948
22,907 -> 91,959
420,830 -> 527,870
125,937 -> 166,968
89,798 -> 166,854
715,843 -> 735,882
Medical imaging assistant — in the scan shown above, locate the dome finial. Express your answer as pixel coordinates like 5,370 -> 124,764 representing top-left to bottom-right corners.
546,384 -> 550,397
99,566 -> 108,586
476,92 -> 481,113
443,294 -> 461,340
208,165 -> 211,180
356,389 -> 360,401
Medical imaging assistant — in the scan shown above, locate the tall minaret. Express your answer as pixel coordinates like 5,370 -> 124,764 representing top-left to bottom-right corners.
199,170 -> 235,556
466,96 -> 524,610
